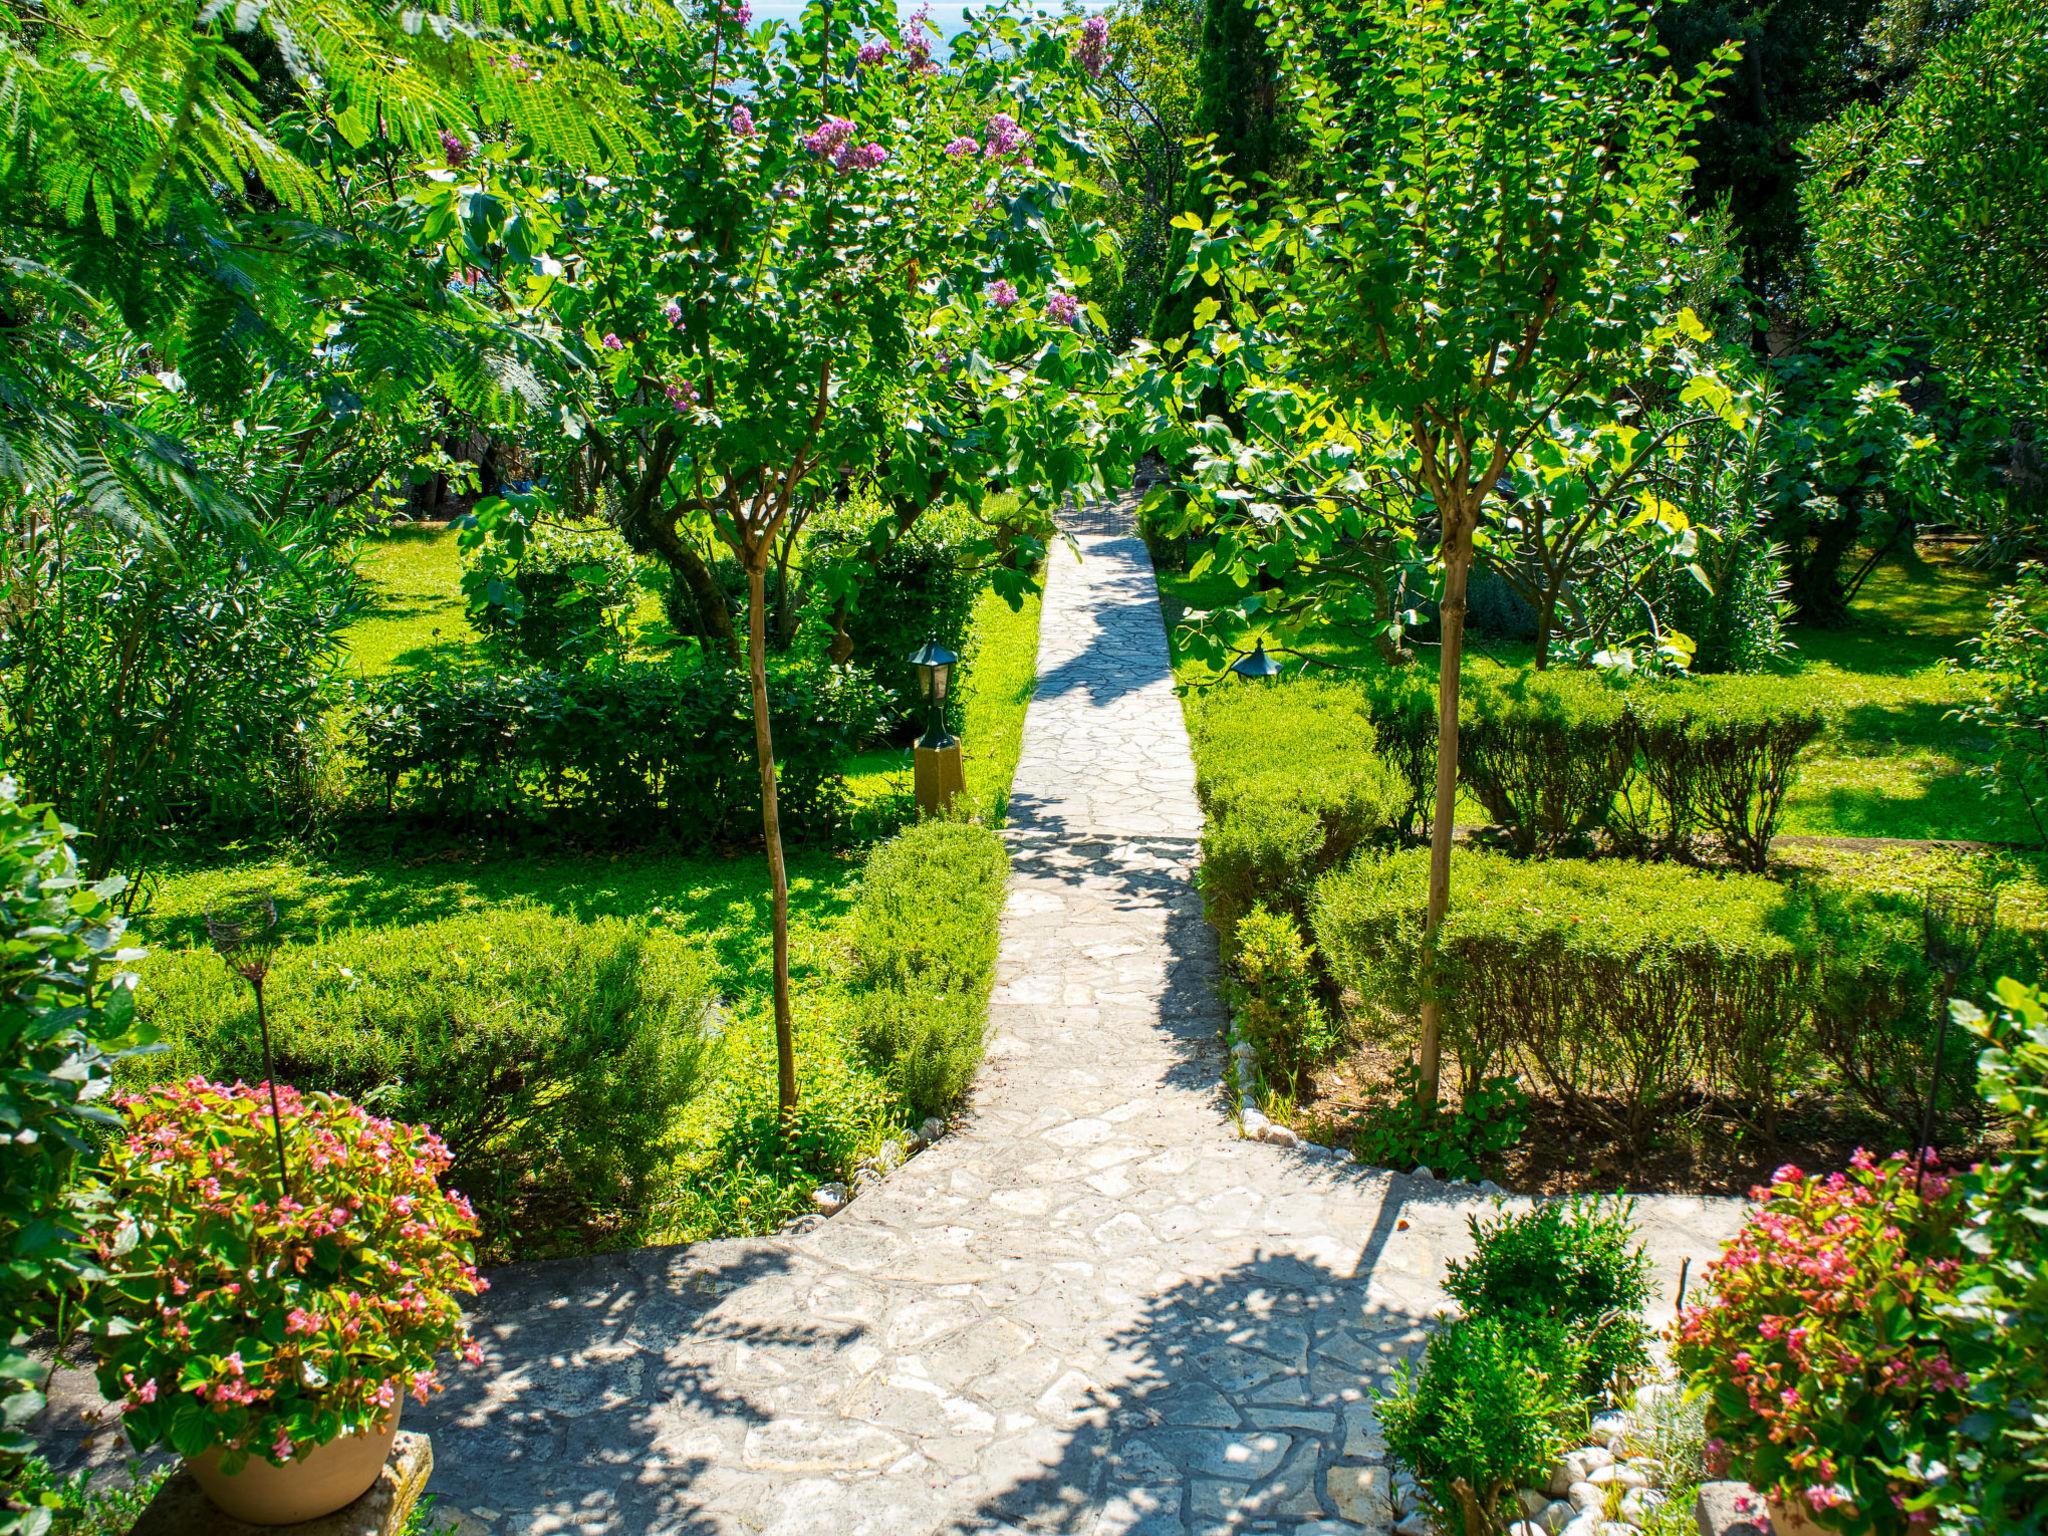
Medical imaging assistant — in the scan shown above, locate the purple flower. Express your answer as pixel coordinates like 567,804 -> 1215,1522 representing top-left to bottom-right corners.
1078,16 -> 1109,78
857,39 -> 893,65
439,129 -> 470,166
723,0 -> 752,26
665,380 -> 699,408
985,279 -> 1019,309
944,136 -> 978,159
601,333 -> 625,351
804,117 -> 887,172
662,299 -> 684,329
983,113 -> 1027,160
731,104 -> 756,137
1043,291 -> 1083,329
803,116 -> 857,159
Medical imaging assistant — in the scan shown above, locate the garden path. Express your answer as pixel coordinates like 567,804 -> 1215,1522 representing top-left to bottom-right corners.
47,503 -> 1749,1535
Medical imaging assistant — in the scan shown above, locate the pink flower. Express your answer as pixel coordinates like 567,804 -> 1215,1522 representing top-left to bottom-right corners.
944,136 -> 978,159
273,1429 -> 295,1461
983,113 -> 1026,160
731,105 -> 755,138
985,279 -> 1019,308
803,116 -> 856,160
665,380 -> 699,409
1077,15 -> 1109,77
857,39 -> 893,65
601,333 -> 625,351
286,1307 -> 322,1337
1043,291 -> 1083,329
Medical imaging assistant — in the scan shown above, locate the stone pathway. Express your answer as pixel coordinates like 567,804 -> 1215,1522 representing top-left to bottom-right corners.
46,511 -> 1748,1535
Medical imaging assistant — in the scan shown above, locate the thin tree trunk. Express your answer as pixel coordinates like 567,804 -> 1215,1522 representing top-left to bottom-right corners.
1417,532 -> 1474,1109
745,557 -> 798,1125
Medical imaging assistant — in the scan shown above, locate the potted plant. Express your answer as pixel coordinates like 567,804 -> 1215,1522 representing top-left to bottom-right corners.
90,1079 -> 485,1525
1672,1152 -> 1969,1535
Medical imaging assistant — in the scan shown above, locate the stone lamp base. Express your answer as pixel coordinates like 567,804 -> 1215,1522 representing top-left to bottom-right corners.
131,1432 -> 432,1536
915,743 -> 965,815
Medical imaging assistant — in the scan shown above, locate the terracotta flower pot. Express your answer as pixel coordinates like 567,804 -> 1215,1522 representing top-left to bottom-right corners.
189,1404 -> 401,1526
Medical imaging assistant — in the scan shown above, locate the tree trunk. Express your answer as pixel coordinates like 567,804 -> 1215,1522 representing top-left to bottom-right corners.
1417,528 -> 1475,1110
1532,592 -> 1552,670
745,557 -> 798,1126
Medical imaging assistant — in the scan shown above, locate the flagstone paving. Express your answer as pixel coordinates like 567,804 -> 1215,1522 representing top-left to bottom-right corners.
43,502 -> 1748,1535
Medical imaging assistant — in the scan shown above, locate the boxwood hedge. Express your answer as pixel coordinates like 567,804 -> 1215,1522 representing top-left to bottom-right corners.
1191,679 -> 1407,942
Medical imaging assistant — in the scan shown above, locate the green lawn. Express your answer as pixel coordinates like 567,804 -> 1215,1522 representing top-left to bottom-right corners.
1161,542 -> 2014,845
140,542 -> 1045,1248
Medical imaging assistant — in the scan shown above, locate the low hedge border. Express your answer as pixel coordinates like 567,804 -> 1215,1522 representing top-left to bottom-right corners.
1358,669 -> 1827,867
1311,848 -> 2020,1147
845,818 -> 1010,1121
1191,678 -> 1407,943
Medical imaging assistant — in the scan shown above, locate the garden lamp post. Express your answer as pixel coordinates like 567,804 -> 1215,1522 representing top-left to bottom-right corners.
909,636 -> 965,814
1229,640 -> 1284,682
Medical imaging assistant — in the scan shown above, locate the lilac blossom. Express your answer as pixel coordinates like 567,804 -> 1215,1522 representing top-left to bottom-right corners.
857,39 -> 893,65
662,299 -> 685,329
439,129 -> 470,166
731,104 -> 756,137
983,113 -> 1027,160
1043,291 -> 1083,329
665,381 -> 700,408
944,136 -> 978,159
985,279 -> 1019,308
1078,16 -> 1109,77
804,116 -> 887,172
601,333 -> 625,351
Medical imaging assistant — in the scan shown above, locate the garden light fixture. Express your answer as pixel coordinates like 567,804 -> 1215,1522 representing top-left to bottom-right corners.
1229,640 -> 1284,681
909,636 -> 960,749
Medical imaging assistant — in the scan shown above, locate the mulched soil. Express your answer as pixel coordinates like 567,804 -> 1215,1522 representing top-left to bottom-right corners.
1296,1041 -> 2005,1197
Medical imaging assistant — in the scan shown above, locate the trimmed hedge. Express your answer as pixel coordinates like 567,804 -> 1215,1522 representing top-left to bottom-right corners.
1461,671 -> 1635,857
846,819 -> 1009,1120
353,658 -> 887,840
1355,669 -> 1828,867
133,910 -> 713,1258
1192,678 -> 1407,941
1314,848 -> 2030,1147
1616,676 -> 1826,868
1313,850 -> 1822,1143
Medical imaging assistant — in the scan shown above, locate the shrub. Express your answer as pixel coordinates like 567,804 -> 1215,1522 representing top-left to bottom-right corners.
846,819 -> 1009,1120
1672,1152 -> 1968,1534
1378,1314 -> 1589,1536
89,1081 -> 483,1467
1649,413 -> 1791,675
1192,679 -> 1406,940
1944,978 -> 2048,1530
1619,675 -> 1826,869
1950,563 -> 2048,847
1312,850 -> 1817,1142
809,499 -> 983,732
0,517 -> 358,876
1353,670 -> 1441,838
0,784 -> 151,1488
353,658 -> 887,841
1226,904 -> 1342,1087
1444,1197 -> 1653,1403
461,518 -> 636,668
1460,670 -> 1635,856
1348,1065 -> 1527,1182
133,910 -> 712,1258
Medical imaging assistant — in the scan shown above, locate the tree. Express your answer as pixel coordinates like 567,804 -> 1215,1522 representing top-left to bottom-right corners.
1145,0 -> 1736,1105
457,0 -> 1131,1126
1802,0 -> 2048,417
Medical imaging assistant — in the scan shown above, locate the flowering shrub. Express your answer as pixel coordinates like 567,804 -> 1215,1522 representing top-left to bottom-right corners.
1672,1153 -> 1968,1532
91,1081 -> 484,1470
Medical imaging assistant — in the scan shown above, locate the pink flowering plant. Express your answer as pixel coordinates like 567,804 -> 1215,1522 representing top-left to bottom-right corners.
1671,1153 -> 1969,1532
89,1080 -> 484,1470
